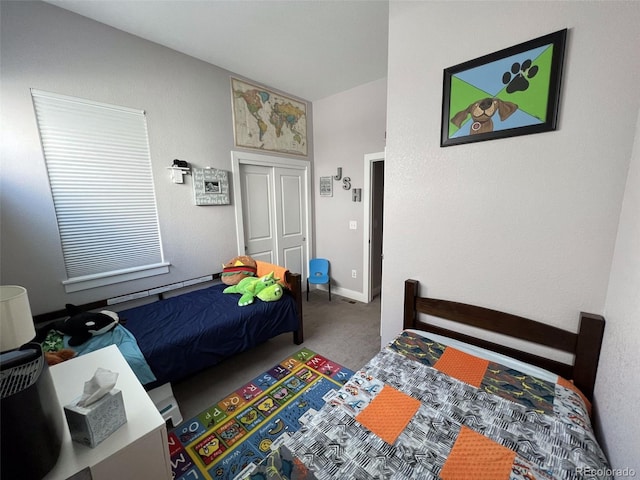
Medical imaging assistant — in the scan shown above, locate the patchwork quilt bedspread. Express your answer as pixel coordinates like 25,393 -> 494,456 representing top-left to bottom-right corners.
281,331 -> 611,480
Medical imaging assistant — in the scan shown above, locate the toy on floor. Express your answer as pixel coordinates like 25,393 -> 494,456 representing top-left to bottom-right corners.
223,271 -> 283,306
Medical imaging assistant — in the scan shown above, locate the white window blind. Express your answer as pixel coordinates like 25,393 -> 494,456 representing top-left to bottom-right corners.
31,89 -> 168,292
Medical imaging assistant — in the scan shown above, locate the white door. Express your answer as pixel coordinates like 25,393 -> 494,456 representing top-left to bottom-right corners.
273,167 -> 306,277
240,164 -> 276,263
233,152 -> 310,282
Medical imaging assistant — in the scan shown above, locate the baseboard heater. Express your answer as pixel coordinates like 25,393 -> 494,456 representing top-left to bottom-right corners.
107,274 -> 214,305
34,273 -> 220,324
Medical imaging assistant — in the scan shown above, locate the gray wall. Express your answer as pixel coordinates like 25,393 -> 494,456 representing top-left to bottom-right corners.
0,1 -> 312,313
598,111 -> 640,473
312,78 -> 387,299
2,0 -> 638,469
383,1 -> 639,470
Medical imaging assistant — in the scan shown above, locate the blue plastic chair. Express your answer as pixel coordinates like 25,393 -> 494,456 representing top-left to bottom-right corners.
307,258 -> 331,301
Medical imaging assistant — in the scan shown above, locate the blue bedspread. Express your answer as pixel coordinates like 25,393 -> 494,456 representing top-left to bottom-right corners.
118,283 -> 300,385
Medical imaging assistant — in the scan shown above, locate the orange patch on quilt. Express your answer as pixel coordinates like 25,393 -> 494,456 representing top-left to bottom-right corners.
557,376 -> 592,415
355,385 -> 420,445
433,347 -> 489,387
440,426 -> 516,480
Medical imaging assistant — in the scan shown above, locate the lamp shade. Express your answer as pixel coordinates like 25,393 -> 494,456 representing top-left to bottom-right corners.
0,286 -> 36,351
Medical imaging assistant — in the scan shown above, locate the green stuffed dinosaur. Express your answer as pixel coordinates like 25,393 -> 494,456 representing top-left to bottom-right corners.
223,271 -> 283,306
256,282 -> 284,303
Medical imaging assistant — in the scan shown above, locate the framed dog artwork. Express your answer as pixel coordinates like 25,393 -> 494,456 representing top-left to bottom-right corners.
441,29 -> 567,147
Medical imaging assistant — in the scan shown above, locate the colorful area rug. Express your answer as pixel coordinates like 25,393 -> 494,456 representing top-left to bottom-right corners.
168,348 -> 354,480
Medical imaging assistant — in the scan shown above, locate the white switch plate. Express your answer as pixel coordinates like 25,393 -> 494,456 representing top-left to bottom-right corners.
349,221 -> 357,230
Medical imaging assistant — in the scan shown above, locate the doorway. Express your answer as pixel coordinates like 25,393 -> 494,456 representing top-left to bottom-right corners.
362,151 -> 385,302
231,151 -> 311,282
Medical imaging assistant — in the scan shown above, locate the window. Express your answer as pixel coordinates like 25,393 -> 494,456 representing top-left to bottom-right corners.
31,89 -> 168,293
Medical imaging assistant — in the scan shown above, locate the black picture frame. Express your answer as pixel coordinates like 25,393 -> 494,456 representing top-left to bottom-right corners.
441,29 -> 567,147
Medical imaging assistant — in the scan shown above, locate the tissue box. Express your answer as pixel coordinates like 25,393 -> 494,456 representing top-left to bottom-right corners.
64,389 -> 127,448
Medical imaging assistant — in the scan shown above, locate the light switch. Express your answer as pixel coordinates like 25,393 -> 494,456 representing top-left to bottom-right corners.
349,221 -> 357,230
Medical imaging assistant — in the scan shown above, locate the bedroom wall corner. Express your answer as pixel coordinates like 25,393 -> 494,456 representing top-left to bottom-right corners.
596,108 -> 640,473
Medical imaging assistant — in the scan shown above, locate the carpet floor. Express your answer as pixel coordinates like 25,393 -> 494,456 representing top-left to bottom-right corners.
172,290 -> 381,422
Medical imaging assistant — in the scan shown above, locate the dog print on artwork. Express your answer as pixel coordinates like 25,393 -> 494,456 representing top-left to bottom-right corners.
442,29 -> 567,146
451,98 -> 518,135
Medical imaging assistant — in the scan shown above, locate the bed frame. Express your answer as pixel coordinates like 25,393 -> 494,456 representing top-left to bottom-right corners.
403,279 -> 605,401
34,271 -> 304,345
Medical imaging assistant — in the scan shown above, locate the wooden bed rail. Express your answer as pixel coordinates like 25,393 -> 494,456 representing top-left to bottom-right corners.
286,272 -> 304,345
403,279 -> 605,401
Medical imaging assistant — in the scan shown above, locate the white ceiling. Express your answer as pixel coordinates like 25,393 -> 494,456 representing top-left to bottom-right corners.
45,0 -> 390,101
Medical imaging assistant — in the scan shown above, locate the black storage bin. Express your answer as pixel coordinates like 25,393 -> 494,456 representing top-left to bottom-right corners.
1,344 -> 64,479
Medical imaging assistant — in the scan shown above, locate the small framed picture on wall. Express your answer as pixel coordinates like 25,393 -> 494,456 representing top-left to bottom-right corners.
193,168 -> 230,205
320,176 -> 333,197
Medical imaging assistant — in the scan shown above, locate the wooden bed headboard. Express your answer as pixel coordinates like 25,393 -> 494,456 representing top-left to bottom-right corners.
403,279 -> 605,401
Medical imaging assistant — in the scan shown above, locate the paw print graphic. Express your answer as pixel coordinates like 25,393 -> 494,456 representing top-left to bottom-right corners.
502,59 -> 539,93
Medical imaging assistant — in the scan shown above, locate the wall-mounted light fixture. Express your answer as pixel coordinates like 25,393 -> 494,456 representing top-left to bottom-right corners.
167,159 -> 191,184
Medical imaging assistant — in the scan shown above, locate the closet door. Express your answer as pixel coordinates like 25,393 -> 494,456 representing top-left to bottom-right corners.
239,164 -> 307,281
239,164 -> 276,263
273,167 -> 306,278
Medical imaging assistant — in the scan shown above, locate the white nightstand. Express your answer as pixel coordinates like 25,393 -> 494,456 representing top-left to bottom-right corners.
44,345 -> 171,480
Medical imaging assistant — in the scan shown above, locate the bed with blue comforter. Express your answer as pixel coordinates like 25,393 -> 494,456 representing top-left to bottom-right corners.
37,270 -> 304,387
118,282 -> 301,386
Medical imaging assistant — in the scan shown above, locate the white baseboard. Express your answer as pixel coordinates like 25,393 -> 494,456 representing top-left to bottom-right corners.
311,284 -> 368,303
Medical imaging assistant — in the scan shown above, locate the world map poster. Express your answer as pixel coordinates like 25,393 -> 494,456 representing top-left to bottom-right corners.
231,78 -> 308,156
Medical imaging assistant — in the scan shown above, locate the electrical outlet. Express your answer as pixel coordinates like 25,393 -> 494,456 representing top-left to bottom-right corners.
352,269 -> 357,278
